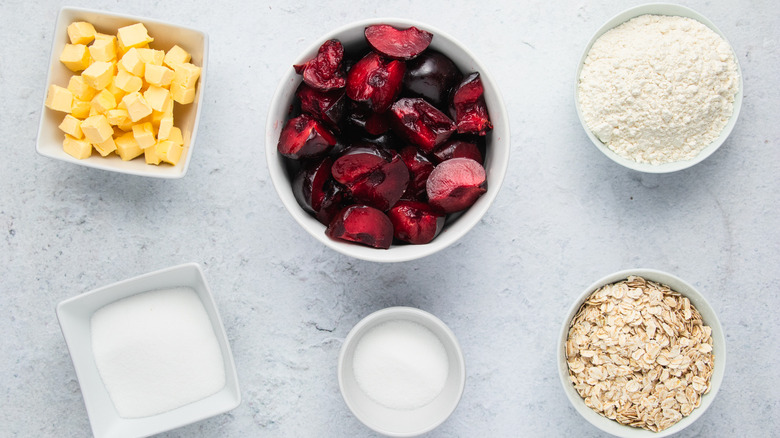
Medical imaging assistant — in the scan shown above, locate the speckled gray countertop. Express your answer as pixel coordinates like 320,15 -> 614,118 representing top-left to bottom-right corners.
1,0 -> 778,437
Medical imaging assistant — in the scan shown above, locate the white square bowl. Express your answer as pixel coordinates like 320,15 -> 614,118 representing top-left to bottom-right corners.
56,263 -> 240,438
37,7 -> 208,178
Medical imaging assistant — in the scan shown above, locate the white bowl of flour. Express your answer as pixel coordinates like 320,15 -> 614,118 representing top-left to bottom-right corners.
575,3 -> 743,173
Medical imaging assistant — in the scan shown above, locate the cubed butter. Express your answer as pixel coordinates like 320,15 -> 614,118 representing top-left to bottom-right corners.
114,69 -> 143,93
106,108 -> 130,126
143,86 -> 170,112
119,48 -> 145,77
81,114 -> 114,144
122,92 -> 153,122
106,79 -> 126,102
163,45 -> 191,68
60,44 -> 92,72
172,63 -> 201,88
45,84 -> 73,113
117,23 -> 154,51
144,64 -> 174,87
144,145 -> 161,165
93,136 -> 117,157
81,61 -> 114,90
58,114 -> 83,139
132,122 -> 156,149
170,82 -> 196,104
155,140 -> 184,165
67,22 -> 96,45
157,114 -> 174,140
63,135 -> 92,159
168,126 -> 184,145
137,48 -> 164,66
90,89 -> 117,114
71,99 -> 91,119
89,38 -> 116,62
114,131 -> 143,160
67,75 -> 96,101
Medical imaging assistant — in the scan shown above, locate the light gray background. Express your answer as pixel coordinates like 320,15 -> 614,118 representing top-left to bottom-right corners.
1,0 -> 778,436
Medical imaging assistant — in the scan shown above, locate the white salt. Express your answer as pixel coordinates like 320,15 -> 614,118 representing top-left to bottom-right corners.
352,319 -> 449,410
90,287 -> 226,418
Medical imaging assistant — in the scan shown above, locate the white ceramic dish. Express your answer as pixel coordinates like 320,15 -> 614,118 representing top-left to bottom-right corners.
265,18 -> 510,263
37,7 -> 208,178
56,263 -> 240,438
338,307 -> 466,437
557,268 -> 726,437
574,3 -> 743,173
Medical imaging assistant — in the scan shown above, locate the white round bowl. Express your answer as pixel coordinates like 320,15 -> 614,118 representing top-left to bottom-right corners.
557,269 -> 726,437
265,18 -> 510,263
338,307 -> 466,437
574,3 -> 743,173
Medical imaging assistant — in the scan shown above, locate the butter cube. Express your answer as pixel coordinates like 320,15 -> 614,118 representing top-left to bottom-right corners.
170,82 -> 196,104
156,140 -> 184,165
115,131 -> 143,160
94,33 -> 116,44
60,44 -> 92,71
144,145 -> 161,165
89,38 -> 116,62
119,48 -> 145,77
157,114 -> 174,140
90,89 -> 117,114
143,86 -> 170,112
93,136 -> 117,157
67,22 -> 96,45
168,126 -> 184,145
132,122 -> 156,149
137,48 -> 164,66
63,135 -> 92,159
172,63 -> 201,89
117,23 -> 154,51
45,84 -> 73,112
81,114 -> 114,144
106,108 -> 130,126
114,69 -> 143,93
144,64 -> 174,87
67,75 -> 97,101
81,61 -> 114,90
71,99 -> 91,119
122,92 -> 153,122
106,79 -> 126,102
163,45 -> 191,68
58,114 -> 83,139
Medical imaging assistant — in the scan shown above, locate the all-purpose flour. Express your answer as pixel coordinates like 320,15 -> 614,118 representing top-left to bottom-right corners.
578,15 -> 739,164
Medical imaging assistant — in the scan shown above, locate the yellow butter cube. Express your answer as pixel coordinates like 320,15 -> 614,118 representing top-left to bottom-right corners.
173,63 -> 201,89
90,89 -> 117,114
119,48 -> 145,77
81,114 -> 114,143
122,92 -> 153,122
89,38 -> 116,62
71,99 -> 91,118
168,126 -> 184,145
137,48 -> 164,66
156,140 -> 184,165
67,22 -> 96,45
170,82 -> 196,104
93,136 -> 117,157
132,122 -> 156,149
143,86 -> 171,112
144,64 -> 174,87
157,114 -> 174,140
67,75 -> 96,101
45,84 -> 73,112
58,114 -> 83,139
106,108 -> 130,126
60,44 -> 92,72
106,79 -> 126,102
81,61 -> 114,90
163,45 -> 191,68
114,69 -> 143,93
144,145 -> 161,165
63,135 -> 92,159
114,131 -> 143,160
94,33 -> 115,43
117,23 -> 154,51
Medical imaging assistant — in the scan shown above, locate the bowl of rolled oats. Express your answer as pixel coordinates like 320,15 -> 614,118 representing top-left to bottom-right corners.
557,269 -> 725,437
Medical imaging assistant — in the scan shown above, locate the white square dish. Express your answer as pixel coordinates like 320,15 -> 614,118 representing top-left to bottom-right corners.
56,263 -> 240,438
37,7 -> 208,178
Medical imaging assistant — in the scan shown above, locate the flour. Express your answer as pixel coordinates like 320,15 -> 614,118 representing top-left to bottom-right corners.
578,15 -> 739,164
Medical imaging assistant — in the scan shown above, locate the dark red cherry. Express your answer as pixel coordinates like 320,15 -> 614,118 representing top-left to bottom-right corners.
403,50 -> 462,108
346,52 -> 406,113
426,157 -> 487,213
277,114 -> 337,159
326,205 -> 394,249
364,24 -> 433,60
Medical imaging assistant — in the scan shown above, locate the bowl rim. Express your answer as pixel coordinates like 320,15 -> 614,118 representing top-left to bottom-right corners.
337,306 -> 466,436
265,17 -> 510,262
36,6 -> 209,179
574,3 -> 743,173
557,268 -> 726,437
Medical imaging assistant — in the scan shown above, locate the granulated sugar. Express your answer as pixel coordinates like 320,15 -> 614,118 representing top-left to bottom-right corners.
578,14 -> 740,164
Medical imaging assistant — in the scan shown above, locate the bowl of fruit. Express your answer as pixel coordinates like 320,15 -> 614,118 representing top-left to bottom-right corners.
266,18 -> 509,262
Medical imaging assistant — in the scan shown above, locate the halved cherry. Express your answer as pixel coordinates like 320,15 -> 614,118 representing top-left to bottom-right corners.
399,146 -> 434,201
403,50 -> 462,108
389,97 -> 456,152
292,156 -> 333,214
332,145 -> 409,211
346,52 -> 406,113
451,72 -> 492,135
294,39 -> 346,91
426,157 -> 487,213
432,138 -> 483,164
277,114 -> 337,159
296,83 -> 345,127
364,24 -> 433,60
388,201 -> 444,244
326,204 -> 394,249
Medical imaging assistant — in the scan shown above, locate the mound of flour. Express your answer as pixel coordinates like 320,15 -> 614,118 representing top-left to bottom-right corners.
578,14 -> 739,165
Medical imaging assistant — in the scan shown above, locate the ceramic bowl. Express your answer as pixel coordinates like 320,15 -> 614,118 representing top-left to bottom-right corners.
575,3 -> 743,173
265,18 -> 510,262
557,269 -> 726,437
338,307 -> 466,437
37,7 -> 208,178
56,263 -> 240,438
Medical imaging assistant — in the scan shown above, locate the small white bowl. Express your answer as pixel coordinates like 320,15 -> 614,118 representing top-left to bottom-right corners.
575,3 -> 743,173
56,263 -> 240,438
338,307 -> 466,437
37,7 -> 208,178
265,18 -> 510,263
557,269 -> 726,437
